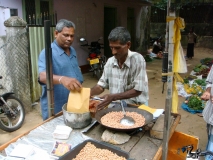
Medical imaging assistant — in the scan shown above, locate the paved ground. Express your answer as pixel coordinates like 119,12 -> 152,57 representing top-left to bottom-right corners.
0,47 -> 213,159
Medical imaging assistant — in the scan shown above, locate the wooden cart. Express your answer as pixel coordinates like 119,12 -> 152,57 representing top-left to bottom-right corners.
0,111 -> 198,160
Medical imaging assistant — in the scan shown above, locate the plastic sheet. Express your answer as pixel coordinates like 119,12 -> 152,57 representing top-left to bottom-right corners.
181,103 -> 203,114
1,115 -> 96,159
176,82 -> 191,97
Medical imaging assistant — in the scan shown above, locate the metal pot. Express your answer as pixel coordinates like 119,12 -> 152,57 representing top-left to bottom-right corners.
95,106 -> 153,132
62,103 -> 92,129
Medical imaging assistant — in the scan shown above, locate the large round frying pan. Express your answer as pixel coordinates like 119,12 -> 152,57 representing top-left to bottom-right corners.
95,106 -> 153,132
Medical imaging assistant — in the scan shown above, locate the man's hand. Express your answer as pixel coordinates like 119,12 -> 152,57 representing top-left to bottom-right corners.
60,76 -> 82,92
201,90 -> 210,101
95,94 -> 114,111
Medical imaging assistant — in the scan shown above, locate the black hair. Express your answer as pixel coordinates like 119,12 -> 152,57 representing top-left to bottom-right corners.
55,19 -> 75,32
108,27 -> 131,44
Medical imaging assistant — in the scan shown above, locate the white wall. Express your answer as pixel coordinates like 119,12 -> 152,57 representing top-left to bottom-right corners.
53,0 -> 103,66
0,0 -> 23,36
0,8 -> 10,36
53,0 -> 143,66
0,0 -> 23,17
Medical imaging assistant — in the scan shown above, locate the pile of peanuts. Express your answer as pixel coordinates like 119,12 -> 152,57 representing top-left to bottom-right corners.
101,111 -> 145,129
73,142 -> 126,160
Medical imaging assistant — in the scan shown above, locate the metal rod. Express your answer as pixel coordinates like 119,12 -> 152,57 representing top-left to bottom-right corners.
162,0 -> 173,159
44,20 -> 54,118
0,97 -> 16,114
164,0 -> 170,53
55,11 -> 57,24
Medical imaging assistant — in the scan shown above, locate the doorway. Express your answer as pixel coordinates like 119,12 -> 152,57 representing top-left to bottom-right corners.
104,7 -> 117,58
127,8 -> 135,51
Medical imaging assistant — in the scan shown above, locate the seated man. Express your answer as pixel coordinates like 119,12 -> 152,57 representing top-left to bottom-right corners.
147,49 -> 157,59
90,26 -> 149,110
153,39 -> 164,59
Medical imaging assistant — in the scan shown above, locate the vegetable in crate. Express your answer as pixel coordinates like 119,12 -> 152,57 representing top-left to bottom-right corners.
194,79 -> 206,86
183,78 -> 189,84
200,58 -> 213,66
184,83 -> 204,95
193,64 -> 202,72
193,64 -> 208,73
187,95 -> 203,110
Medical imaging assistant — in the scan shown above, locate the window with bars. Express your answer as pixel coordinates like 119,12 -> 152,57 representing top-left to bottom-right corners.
24,0 -> 56,25
25,0 -> 36,24
40,1 -> 50,20
10,9 -> 18,16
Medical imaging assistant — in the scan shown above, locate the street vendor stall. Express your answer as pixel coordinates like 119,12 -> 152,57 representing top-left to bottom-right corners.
177,57 -> 213,114
0,105 -> 184,160
0,6 -> 205,159
0,98 -> 201,160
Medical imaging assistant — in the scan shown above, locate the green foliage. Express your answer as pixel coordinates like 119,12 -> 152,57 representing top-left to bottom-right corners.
183,78 -> 189,84
193,64 -> 208,72
155,0 -> 167,10
154,0 -> 196,10
194,79 -> 206,86
144,55 -> 153,62
187,95 -> 203,110
201,58 -> 213,66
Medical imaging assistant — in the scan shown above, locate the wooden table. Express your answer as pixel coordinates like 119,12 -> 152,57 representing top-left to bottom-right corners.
0,112 -> 180,160
84,113 -> 180,160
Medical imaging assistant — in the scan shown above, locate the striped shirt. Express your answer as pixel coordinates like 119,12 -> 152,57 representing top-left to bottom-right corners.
202,66 -> 213,125
98,50 -> 149,105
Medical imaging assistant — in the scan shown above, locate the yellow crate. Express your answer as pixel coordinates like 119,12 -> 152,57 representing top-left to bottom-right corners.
90,58 -> 99,65
156,131 -> 199,160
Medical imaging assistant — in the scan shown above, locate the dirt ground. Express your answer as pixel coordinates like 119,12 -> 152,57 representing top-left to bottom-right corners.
0,47 -> 213,156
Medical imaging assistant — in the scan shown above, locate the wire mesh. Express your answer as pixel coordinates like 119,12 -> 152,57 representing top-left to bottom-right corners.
0,28 -> 32,111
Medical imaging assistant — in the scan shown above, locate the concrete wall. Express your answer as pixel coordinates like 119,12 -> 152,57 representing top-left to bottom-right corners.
53,0 -> 146,66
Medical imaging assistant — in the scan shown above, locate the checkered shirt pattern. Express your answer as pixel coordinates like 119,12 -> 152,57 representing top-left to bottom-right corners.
97,50 -> 149,105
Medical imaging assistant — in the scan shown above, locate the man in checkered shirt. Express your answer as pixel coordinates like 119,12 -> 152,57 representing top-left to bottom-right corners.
90,27 -> 148,110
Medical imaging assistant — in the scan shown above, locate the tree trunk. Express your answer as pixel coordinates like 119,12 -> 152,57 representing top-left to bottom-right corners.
136,6 -> 151,55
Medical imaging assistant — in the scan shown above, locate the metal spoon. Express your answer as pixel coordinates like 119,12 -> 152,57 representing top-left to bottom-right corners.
91,97 -> 120,103
120,100 -> 135,126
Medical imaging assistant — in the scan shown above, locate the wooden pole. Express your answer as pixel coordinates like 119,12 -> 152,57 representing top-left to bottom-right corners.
162,0 -> 175,159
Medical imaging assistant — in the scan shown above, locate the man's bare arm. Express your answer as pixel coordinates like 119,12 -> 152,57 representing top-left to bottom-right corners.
90,84 -> 104,96
39,72 -> 61,84
96,89 -> 141,111
39,72 -> 82,91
